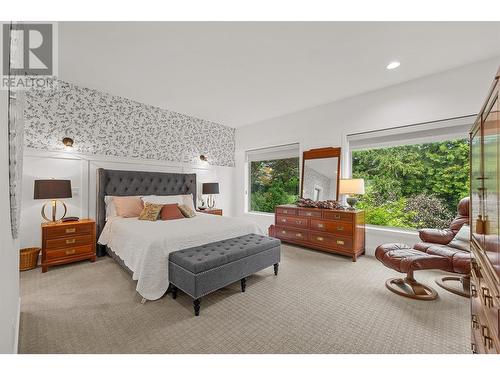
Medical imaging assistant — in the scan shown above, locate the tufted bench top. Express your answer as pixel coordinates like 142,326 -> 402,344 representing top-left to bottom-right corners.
169,233 -> 280,274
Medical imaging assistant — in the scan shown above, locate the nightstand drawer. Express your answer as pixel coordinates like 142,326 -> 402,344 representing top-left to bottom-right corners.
45,244 -> 94,260
45,223 -> 93,238
46,234 -> 93,249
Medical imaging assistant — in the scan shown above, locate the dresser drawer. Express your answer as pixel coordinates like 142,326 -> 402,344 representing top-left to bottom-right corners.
322,211 -> 353,222
309,232 -> 353,251
45,223 -> 93,238
276,215 -> 308,229
45,244 -> 94,260
275,227 -> 308,241
46,234 -> 93,249
298,209 -> 322,218
276,207 -> 297,216
310,219 -> 353,235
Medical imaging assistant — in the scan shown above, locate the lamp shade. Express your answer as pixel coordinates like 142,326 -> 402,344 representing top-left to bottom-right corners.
34,180 -> 72,200
202,182 -> 219,195
339,179 -> 365,195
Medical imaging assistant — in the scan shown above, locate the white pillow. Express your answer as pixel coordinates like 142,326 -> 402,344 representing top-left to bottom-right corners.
141,194 -> 196,213
104,195 -> 118,219
142,195 -> 182,205
448,224 -> 470,252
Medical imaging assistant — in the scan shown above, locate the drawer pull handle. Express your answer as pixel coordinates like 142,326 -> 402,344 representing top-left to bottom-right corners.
334,214 -> 341,219
281,218 -> 286,222
65,228 -> 76,234
481,287 -> 494,307
471,314 -> 480,330
296,221 -> 302,225
471,284 -> 477,297
65,249 -> 76,255
481,326 -> 493,349
336,240 -> 345,245
283,210 -> 288,214
281,231 -> 286,235
317,237 -> 324,241
66,239 -> 76,244
317,223 -> 324,228
337,226 -> 344,231
296,233 -> 302,238
306,212 -> 312,216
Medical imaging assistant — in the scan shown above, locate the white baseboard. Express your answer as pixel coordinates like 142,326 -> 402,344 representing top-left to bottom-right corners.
13,297 -> 20,354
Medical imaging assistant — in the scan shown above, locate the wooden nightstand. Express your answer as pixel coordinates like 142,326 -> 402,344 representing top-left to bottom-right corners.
41,219 -> 96,272
197,208 -> 223,216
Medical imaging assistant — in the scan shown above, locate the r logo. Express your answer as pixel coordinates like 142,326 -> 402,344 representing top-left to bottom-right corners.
3,23 -> 53,75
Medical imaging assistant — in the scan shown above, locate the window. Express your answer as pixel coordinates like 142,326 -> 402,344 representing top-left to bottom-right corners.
348,117 -> 473,230
246,144 -> 300,213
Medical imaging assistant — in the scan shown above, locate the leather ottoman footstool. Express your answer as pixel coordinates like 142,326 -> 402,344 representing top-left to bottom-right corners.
168,233 -> 281,316
375,243 -> 450,300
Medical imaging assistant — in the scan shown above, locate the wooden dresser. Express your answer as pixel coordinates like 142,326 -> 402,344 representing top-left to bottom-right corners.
41,219 -> 96,273
197,208 -> 223,216
269,205 -> 365,261
469,66 -> 500,354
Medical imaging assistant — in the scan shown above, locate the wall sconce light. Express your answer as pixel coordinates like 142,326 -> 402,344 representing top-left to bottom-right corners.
200,155 -> 208,162
62,137 -> 74,148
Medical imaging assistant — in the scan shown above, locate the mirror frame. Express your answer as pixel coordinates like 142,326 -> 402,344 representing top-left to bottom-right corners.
301,147 -> 342,201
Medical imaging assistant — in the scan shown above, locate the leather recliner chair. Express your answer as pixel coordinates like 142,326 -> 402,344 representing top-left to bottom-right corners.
414,197 -> 471,297
375,197 -> 470,300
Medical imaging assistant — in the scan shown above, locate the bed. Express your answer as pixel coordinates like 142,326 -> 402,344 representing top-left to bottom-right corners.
95,168 -> 261,300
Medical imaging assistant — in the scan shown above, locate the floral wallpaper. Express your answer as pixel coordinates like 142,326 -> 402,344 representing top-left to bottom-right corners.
23,81 -> 235,167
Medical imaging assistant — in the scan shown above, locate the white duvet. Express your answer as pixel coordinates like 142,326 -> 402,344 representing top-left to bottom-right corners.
98,213 -> 262,300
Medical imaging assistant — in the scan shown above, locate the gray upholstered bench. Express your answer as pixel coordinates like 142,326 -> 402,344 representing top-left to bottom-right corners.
168,233 -> 281,316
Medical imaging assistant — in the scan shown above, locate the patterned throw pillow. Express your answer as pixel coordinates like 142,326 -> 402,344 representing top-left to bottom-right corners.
178,204 -> 196,218
138,202 -> 163,221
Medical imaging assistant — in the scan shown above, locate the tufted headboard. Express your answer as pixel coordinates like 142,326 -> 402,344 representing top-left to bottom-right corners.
96,168 -> 197,256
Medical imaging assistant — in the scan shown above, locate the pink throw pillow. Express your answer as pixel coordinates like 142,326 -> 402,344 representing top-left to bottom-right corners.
113,196 -> 144,218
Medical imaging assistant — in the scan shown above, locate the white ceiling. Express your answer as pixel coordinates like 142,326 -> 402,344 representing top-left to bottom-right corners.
59,22 -> 500,128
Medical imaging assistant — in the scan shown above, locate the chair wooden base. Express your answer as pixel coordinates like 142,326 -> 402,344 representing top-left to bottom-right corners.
435,275 -> 470,298
385,277 -> 438,301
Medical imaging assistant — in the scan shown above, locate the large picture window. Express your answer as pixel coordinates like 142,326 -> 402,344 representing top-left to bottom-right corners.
352,139 -> 469,229
247,144 -> 300,213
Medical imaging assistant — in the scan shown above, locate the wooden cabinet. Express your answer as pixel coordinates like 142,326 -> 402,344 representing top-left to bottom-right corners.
197,208 -> 223,216
41,219 -> 96,272
469,66 -> 500,354
269,205 -> 365,261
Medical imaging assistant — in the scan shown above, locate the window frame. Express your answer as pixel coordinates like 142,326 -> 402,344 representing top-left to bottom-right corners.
245,143 -> 300,215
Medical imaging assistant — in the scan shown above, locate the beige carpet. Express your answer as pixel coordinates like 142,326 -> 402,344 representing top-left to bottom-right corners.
19,244 -> 470,354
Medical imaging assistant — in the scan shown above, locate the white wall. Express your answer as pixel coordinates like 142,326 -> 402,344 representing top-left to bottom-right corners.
0,90 -> 20,353
20,150 -> 235,249
235,57 -> 500,255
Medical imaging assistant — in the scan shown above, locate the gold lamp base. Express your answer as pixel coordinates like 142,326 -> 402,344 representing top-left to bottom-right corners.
41,200 -> 67,222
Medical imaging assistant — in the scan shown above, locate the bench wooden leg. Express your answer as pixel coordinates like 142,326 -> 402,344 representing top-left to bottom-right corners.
274,263 -> 279,276
193,298 -> 201,316
171,285 -> 178,300
240,278 -> 246,292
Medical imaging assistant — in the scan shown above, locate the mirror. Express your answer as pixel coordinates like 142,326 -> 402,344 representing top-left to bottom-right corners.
301,147 -> 341,201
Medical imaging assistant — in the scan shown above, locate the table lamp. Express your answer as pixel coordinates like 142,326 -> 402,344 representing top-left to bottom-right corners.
339,178 -> 365,209
202,182 -> 219,209
34,179 -> 72,222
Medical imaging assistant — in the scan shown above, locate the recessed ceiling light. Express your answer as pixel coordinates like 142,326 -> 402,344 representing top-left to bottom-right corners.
386,61 -> 401,70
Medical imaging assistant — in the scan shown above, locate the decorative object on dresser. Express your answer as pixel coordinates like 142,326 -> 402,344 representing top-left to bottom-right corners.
202,182 -> 219,208
469,66 -> 499,354
269,205 -> 365,261
198,208 -> 223,216
270,146 -> 365,261
339,178 -> 365,209
33,179 -> 72,222
41,219 -> 96,273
